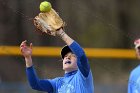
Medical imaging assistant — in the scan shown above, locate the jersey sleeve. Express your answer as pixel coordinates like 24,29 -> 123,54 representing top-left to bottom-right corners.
26,66 -> 53,93
69,41 -> 90,77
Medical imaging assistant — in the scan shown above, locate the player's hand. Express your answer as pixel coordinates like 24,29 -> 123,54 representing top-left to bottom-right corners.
20,40 -> 32,58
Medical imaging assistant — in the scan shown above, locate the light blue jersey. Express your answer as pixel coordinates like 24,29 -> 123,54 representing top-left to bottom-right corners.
49,67 -> 93,93
128,65 -> 140,93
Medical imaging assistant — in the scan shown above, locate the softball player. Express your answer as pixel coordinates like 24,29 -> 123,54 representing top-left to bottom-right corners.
128,39 -> 140,93
20,29 -> 94,93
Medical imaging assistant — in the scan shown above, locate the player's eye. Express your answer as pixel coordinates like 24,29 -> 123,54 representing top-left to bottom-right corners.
64,55 -> 68,58
71,54 -> 76,58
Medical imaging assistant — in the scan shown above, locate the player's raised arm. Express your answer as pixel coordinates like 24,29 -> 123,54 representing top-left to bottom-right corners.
20,40 -> 53,92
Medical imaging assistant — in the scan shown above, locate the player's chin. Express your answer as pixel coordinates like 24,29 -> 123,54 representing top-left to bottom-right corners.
63,66 -> 72,70
63,65 -> 70,69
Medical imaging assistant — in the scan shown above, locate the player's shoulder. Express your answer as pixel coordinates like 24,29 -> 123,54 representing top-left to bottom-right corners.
76,69 -> 93,80
54,77 -> 63,80
130,65 -> 140,76
131,65 -> 140,73
49,76 -> 63,82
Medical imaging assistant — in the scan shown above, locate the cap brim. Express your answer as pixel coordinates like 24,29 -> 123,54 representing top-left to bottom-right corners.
61,45 -> 72,59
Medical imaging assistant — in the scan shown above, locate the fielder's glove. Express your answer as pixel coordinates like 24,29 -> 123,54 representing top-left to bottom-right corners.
34,8 -> 65,36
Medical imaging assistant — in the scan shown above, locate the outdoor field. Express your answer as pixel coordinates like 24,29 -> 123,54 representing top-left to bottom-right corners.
0,0 -> 140,93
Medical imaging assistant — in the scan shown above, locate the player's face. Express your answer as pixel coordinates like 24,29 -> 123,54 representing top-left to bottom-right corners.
63,52 -> 78,73
135,46 -> 140,59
